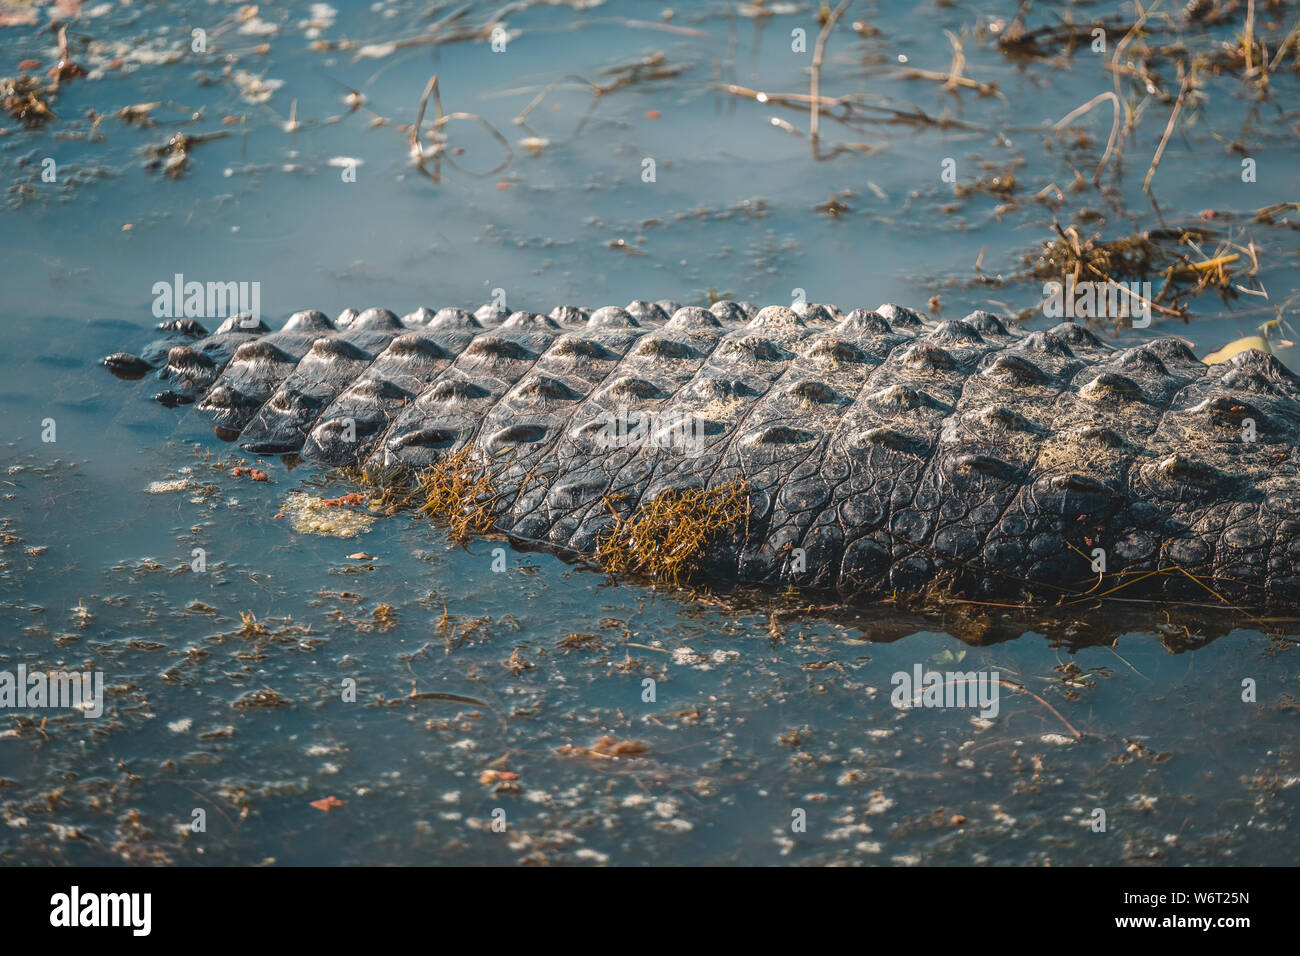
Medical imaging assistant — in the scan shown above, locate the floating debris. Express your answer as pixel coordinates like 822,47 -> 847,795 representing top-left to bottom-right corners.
1,74 -> 56,128
321,492 -> 367,507
519,135 -> 549,156
231,70 -> 284,105
232,688 -> 291,709
557,736 -> 650,759
117,102 -> 163,127
142,131 -> 230,178
282,492 -> 377,538
145,477 -> 197,494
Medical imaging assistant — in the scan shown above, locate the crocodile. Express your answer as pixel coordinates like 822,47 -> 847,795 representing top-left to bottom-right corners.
102,300 -> 1300,607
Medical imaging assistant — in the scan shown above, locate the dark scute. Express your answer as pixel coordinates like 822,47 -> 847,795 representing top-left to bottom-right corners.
215,314 -> 270,334
307,337 -> 368,361
961,310 -> 1009,336
466,336 -> 531,361
708,300 -> 749,323
874,303 -> 924,327
391,427 -> 458,451
386,334 -> 449,360
102,352 -> 151,379
624,300 -> 670,324
282,310 -> 334,332
156,318 -> 207,336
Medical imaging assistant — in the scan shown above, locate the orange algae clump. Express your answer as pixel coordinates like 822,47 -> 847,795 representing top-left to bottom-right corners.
416,447 -> 500,542
595,479 -> 751,586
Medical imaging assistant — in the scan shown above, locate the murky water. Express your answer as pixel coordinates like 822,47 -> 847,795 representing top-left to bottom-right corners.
2,0 -> 1298,865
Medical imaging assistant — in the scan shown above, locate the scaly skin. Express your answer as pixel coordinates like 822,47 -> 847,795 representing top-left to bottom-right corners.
102,301 -> 1300,606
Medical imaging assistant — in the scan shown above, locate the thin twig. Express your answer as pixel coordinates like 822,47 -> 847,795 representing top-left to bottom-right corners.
1144,71 -> 1193,193
512,75 -> 601,139
810,0 -> 853,152
409,72 -> 513,180
1054,91 -> 1122,185
1081,262 -> 1186,318
898,30 -> 999,97
998,680 -> 1085,740
914,678 -> 1084,740
1267,13 -> 1300,72
409,72 -> 443,179
1244,0 -> 1256,74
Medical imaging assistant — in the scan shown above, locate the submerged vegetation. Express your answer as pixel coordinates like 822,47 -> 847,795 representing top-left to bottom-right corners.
1022,221 -> 1257,324
413,447 -> 501,542
594,479 -> 752,586
350,451 -> 753,588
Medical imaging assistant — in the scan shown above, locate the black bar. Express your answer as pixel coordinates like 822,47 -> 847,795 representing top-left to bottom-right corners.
2,866 -> 1273,941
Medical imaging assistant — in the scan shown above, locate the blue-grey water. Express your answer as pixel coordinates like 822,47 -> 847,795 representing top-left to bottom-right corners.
2,0 -> 1298,865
